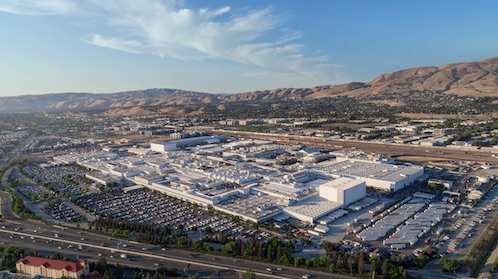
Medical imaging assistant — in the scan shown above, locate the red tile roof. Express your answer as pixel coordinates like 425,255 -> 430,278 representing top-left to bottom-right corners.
17,256 -> 84,272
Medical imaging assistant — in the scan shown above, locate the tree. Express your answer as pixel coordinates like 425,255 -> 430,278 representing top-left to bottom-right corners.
177,235 -> 187,247
441,257 -> 459,273
358,255 -> 364,275
222,242 -> 234,255
50,252 -> 63,260
381,260 -> 389,276
370,258 -> 378,276
347,255 -> 354,276
205,226 -> 213,234
319,255 -> 329,267
95,257 -> 107,273
112,263 -> 123,279
336,254 -> 343,269
3,246 -> 22,257
294,257 -> 305,267
245,269 -> 256,279
329,263 -> 336,273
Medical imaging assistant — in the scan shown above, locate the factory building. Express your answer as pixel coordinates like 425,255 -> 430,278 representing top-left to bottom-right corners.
319,177 -> 366,206
283,177 -> 366,223
150,136 -> 224,153
320,159 -> 424,192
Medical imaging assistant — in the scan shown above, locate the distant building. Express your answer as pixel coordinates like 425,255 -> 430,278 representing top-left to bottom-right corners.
432,128 -> 452,136
151,136 -> 224,152
16,256 -> 89,279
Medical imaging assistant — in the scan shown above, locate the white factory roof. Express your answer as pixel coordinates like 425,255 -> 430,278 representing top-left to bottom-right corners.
257,182 -> 305,194
320,160 -> 422,182
284,196 -> 341,219
320,177 -> 363,190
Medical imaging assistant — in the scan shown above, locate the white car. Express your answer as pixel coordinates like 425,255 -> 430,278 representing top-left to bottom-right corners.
302,274 -> 311,279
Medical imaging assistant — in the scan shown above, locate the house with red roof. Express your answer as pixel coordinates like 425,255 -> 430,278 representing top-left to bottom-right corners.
16,256 -> 89,279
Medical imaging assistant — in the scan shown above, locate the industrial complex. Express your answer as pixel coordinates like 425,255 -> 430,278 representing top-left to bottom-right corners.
54,138 -> 424,227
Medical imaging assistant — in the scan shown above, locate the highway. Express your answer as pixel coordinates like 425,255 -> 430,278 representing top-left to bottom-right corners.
213,130 -> 498,164
0,221 -> 353,279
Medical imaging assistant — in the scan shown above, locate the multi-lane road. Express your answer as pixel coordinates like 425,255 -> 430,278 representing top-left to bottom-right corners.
0,221 -> 355,279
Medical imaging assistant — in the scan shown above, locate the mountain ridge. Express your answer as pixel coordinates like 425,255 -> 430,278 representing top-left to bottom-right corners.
1,56 -> 497,113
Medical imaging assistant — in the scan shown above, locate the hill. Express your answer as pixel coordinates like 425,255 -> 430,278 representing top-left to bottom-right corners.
0,56 -> 497,114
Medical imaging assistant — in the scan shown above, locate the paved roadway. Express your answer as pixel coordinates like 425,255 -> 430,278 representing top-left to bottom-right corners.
213,130 -> 498,164
0,221 -> 354,279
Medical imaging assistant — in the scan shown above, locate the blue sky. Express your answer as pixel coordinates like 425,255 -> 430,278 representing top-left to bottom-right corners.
1,0 -> 497,96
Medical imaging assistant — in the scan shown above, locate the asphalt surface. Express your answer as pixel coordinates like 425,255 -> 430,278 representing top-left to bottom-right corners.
0,220 -> 355,279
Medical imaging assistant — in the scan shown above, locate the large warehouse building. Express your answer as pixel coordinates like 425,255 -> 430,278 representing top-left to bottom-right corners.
284,177 -> 366,223
320,159 -> 424,191
150,136 -> 223,153
319,177 -> 366,206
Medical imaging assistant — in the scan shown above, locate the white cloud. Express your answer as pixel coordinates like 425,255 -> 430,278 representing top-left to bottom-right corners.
0,0 -> 341,79
0,0 -> 77,15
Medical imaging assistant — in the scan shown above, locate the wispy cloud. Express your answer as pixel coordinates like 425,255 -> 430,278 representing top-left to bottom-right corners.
0,0 -> 77,15
0,0 -> 341,79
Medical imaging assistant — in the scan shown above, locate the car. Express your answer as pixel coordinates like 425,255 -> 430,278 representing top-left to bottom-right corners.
110,255 -> 114,259
81,237 -> 85,240
276,267 -> 282,271
57,246 -> 62,250
154,263 -> 159,266
266,267 -> 272,272
302,274 -> 312,279
98,253 -> 103,257
142,247 -> 148,251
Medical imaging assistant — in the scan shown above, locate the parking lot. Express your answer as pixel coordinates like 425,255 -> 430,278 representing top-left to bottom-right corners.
74,188 -> 262,239
22,164 -> 89,196
45,202 -> 83,222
